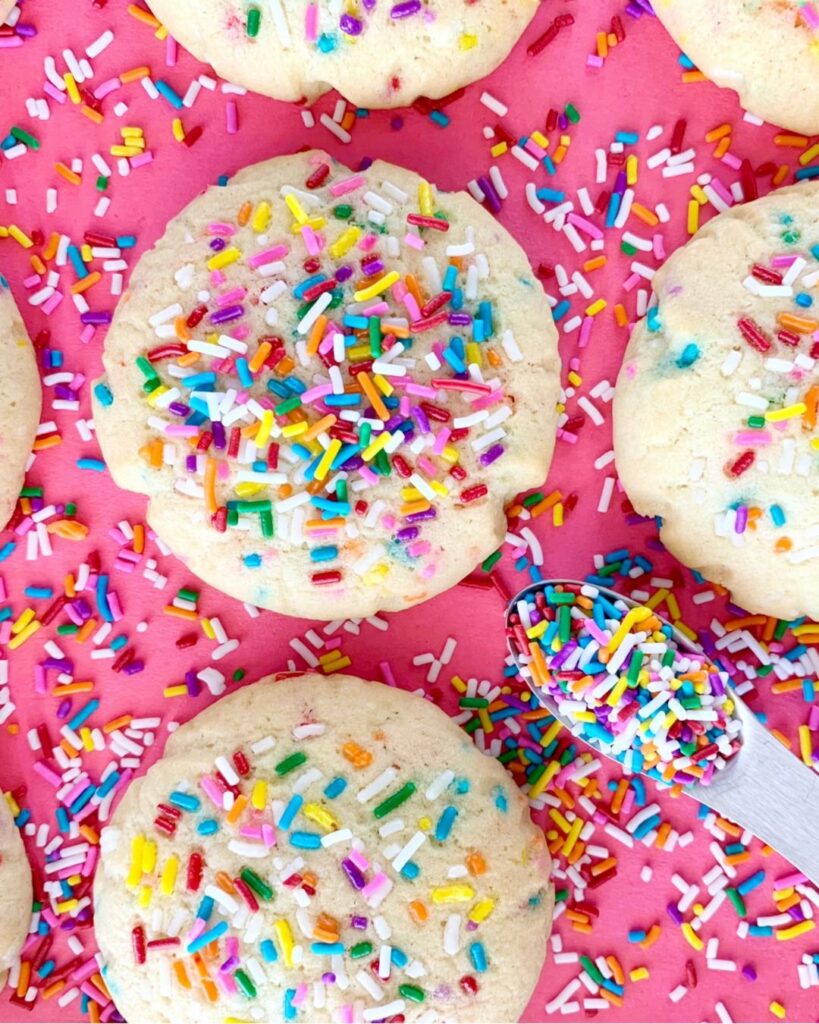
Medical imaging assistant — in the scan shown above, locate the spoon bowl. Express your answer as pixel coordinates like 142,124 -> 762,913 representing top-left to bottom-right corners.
506,578 -> 819,887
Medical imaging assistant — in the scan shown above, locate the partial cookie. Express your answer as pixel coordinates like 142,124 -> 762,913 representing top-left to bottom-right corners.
614,181 -> 819,621
93,151 -> 560,620
653,0 -> 819,134
0,794 -> 32,981
0,274 -> 41,530
0,2 -> 16,24
145,0 -> 539,108
94,672 -> 553,1023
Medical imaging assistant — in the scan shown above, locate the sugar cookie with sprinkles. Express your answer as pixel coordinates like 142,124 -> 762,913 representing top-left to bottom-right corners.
0,274 -> 41,531
614,181 -> 819,621
93,151 -> 560,620
652,0 -> 819,134
0,793 -> 32,985
143,0 -> 540,108
94,672 -> 554,1023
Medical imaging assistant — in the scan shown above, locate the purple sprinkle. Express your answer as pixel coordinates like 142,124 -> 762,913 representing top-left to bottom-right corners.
350,915 -> 368,929
209,238 -> 227,252
185,670 -> 200,696
741,964 -> 757,981
477,175 -> 501,214
405,508 -> 437,524
168,401 -> 190,417
123,660 -> 144,675
666,902 -> 684,925
395,527 -> 419,543
335,265 -> 353,282
391,0 -> 421,18
479,443 -> 505,467
212,422 -> 227,449
447,313 -> 472,326
342,859 -> 366,890
80,312 -> 112,325
339,13 -> 363,35
56,699 -> 72,720
209,305 -> 244,325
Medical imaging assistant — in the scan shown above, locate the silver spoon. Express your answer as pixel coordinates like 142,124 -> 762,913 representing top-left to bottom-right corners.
506,578 -> 819,887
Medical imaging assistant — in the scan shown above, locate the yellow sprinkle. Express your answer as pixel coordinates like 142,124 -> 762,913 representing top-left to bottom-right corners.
372,373 -> 394,397
468,898 -> 495,923
798,725 -> 813,767
8,224 -> 34,248
626,154 -> 638,186
586,299 -> 607,317
281,421 -> 308,438
606,676 -> 629,708
769,1002 -> 786,1020
329,226 -> 362,259
64,72 -> 81,104
800,141 -> 819,165
274,919 -> 295,967
354,270 -> 400,303
207,246 -> 241,271
687,198 -> 700,235
163,684 -> 188,698
459,32 -> 477,50
251,781 -> 268,811
255,410 -> 274,448
126,835 -> 145,888
418,816 -> 432,831
490,142 -> 508,158
361,431 -> 392,462
171,118 -> 185,142
141,839 -> 157,874
529,760 -> 560,800
681,922 -> 704,950
303,803 -> 339,831
160,855 -> 178,896
629,967 -> 650,982
561,817 -> 584,857
8,620 -> 41,650
608,606 -> 651,651
252,201 -> 272,232
284,192 -> 308,224
450,675 -> 467,694
55,899 -> 79,914
776,919 -> 814,941
431,884 -> 475,904
201,618 -> 216,640
12,608 -> 36,635
121,126 -> 144,138
765,403 -> 806,422
418,182 -> 434,217
137,884 -> 152,909
531,130 -> 549,149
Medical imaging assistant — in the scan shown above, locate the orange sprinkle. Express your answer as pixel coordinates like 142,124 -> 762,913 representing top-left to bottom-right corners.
409,900 -> 429,924
307,314 -> 327,356
163,605 -> 198,621
681,70 -> 707,83
32,435 -> 62,451
204,457 -> 217,515
226,795 -> 247,825
341,742 -> 373,768
173,961 -> 191,989
133,523 -> 145,554
16,960 -> 30,998
630,203 -> 659,227
81,105 -> 104,125
55,163 -> 82,186
103,714 -> 132,734
126,6 -> 161,28
71,271 -> 102,295
705,123 -> 732,143
54,681 -> 94,696
76,618 -> 97,643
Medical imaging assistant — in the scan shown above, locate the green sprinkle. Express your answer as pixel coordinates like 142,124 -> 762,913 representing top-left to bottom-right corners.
232,668 -> 246,682
580,955 -> 604,985
178,587 -> 200,602
240,867 -> 273,900
621,242 -> 638,256
565,102 -> 581,123
349,942 -> 373,959
246,5 -> 261,36
260,510 -> 274,538
10,126 -> 39,150
523,492 -> 544,507
726,887 -> 747,916
20,487 -> 43,498
558,604 -> 572,643
373,782 -> 416,819
333,204 -> 353,219
481,550 -> 502,572
399,984 -> 425,1003
275,396 -> 301,416
369,316 -> 382,358
275,752 -> 307,776
234,968 -> 256,998
136,355 -> 158,381
96,175 -> 109,191
57,624 -> 80,635
459,697 -> 489,709
65,503 -> 77,517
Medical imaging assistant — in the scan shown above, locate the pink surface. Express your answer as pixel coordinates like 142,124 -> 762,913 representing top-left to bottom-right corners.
0,1 -> 817,1022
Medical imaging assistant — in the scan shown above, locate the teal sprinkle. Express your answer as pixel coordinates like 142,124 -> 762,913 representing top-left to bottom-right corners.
169,792 -> 201,812
77,458 -> 106,472
289,831 -> 321,850
676,343 -> 700,368
24,586 -> 53,599
324,777 -> 347,799
434,805 -> 458,842
260,939 -> 278,963
187,921 -> 228,954
197,818 -> 219,835
469,942 -> 488,973
0,542 -> 15,562
646,306 -> 662,332
94,383 -> 114,406
244,553 -> 262,567
770,504 -> 786,527
430,110 -> 449,127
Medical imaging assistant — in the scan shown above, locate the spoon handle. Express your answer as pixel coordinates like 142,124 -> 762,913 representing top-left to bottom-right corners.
694,702 -> 819,888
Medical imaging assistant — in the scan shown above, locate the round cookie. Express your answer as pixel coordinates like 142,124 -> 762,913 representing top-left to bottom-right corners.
613,181 -> 819,621
0,793 -> 32,981
93,151 -> 560,620
145,0 -> 539,108
0,274 -> 41,531
94,672 -> 554,1023
653,0 -> 819,134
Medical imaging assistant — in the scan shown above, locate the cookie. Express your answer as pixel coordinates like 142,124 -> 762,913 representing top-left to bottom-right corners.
613,181 -> 819,621
0,2 -> 16,23
653,0 -> 819,134
92,151 -> 560,620
144,0 -> 539,108
0,275 -> 41,531
0,794 -> 32,982
94,672 -> 554,1023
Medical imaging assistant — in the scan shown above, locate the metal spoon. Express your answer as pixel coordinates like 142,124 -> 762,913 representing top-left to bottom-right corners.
506,578 -> 819,887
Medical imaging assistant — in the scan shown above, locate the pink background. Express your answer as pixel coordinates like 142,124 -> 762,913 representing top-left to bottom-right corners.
0,1 -> 817,1021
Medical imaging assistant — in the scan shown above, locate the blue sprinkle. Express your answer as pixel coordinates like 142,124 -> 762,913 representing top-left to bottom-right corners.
197,818 -> 219,835
289,831 -> 321,850
67,698 -> 99,731
260,939 -> 278,962
310,546 -> 338,562
400,861 -> 420,880
430,110 -> 449,127
155,79 -> 184,109
187,921 -> 228,954
24,586 -> 53,599
278,794 -> 303,831
324,777 -> 347,799
77,458 -> 106,472
434,805 -> 458,842
310,942 -> 344,955
244,553 -> 263,568
737,870 -> 765,896
770,504 -> 786,527
552,300 -> 571,323
469,941 -> 488,973
169,791 -> 201,813
795,292 -> 813,307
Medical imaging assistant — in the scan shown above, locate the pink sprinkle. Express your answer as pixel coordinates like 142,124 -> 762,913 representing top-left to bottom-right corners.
248,244 -> 289,268
226,100 -> 238,135
304,2 -> 319,41
329,174 -> 365,197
